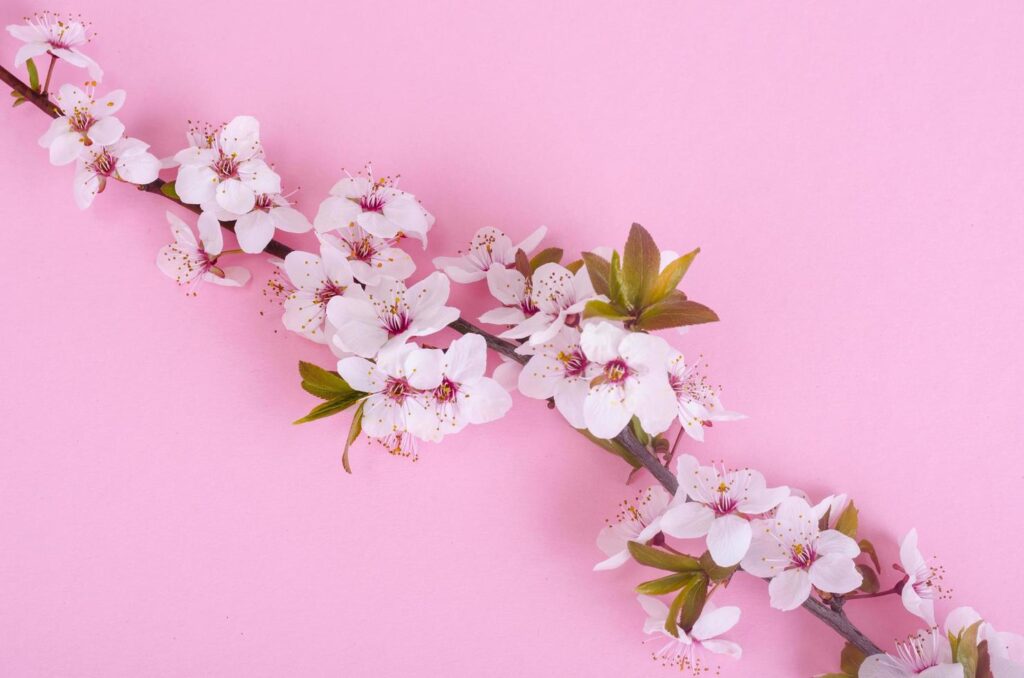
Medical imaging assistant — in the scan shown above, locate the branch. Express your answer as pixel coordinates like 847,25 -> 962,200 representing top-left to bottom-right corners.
1,61 -> 882,659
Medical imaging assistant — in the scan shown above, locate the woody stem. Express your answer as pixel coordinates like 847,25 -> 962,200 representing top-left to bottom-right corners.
0,61 -> 883,659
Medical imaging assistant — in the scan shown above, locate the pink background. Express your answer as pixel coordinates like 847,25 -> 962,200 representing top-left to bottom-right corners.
2,2 -> 1023,676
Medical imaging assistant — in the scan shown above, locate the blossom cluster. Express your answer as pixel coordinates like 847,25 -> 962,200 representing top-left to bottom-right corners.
6,15 -> 1021,677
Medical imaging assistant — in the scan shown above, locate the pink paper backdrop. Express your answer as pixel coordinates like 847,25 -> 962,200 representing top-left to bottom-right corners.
2,2 -> 1023,676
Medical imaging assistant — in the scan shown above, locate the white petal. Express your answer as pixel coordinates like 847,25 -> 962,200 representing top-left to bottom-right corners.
768,569 -> 812,611
706,514 -> 752,567
216,179 -> 256,215
809,554 -> 862,594
660,502 -> 715,539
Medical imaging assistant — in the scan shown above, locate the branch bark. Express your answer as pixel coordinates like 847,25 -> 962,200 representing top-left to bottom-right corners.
1,61 -> 882,659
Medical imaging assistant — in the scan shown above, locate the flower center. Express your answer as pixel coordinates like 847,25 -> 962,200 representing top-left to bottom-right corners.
603,358 -> 631,384
557,349 -> 589,379
384,377 -> 412,403
433,378 -> 459,404
213,153 -> 239,180
88,149 -> 116,177
68,109 -> 95,135
790,542 -> 817,569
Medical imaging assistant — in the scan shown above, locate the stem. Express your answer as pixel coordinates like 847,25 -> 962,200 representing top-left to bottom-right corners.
0,61 -> 883,658
42,54 -> 57,96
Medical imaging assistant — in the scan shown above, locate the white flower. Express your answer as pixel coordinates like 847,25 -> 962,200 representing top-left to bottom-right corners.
318,224 -> 415,286
408,333 -> 513,441
337,344 -> 444,444
478,267 -> 537,326
898,529 -> 940,626
7,12 -> 102,81
314,173 -> 433,247
638,597 -> 742,670
325,272 -> 460,358
281,245 -> 356,342
74,138 -> 160,209
667,352 -> 744,442
661,455 -> 789,567
517,327 -> 598,428
38,84 -> 125,165
232,193 -> 312,254
579,322 -> 678,439
945,607 -> 1024,676
173,116 -> 282,217
486,263 -> 599,345
594,486 -> 671,570
156,211 -> 249,289
741,496 -> 862,611
432,225 -> 547,283
859,630 -> 962,678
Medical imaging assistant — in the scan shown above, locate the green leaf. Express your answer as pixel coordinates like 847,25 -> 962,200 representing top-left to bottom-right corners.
159,181 -> 180,201
858,538 -> 881,573
580,252 -> 611,296
627,541 -> 702,572
635,572 -> 694,595
649,247 -> 699,304
582,299 -> 630,322
677,573 -> 709,634
529,247 -> 563,271
699,551 -> 738,583
293,391 -> 366,424
608,250 -> 625,306
634,292 -> 719,331
341,400 -> 365,474
514,248 -> 531,278
629,417 -> 651,446
298,361 -> 356,400
26,58 -> 40,92
835,501 -> 859,539
977,640 -> 994,678
856,563 -> 879,593
621,223 -> 661,309
840,643 -> 867,675
956,620 -> 983,677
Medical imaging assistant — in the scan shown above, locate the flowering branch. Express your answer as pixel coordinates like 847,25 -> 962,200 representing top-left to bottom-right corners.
5,23 -> 1020,674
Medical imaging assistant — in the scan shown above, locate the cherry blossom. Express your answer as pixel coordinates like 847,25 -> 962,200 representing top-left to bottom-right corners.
39,84 -> 124,165
7,12 -> 102,81
317,224 -> 415,285
667,351 -> 744,442
408,333 -> 513,441
594,486 -> 671,570
73,138 -> 160,209
313,172 -> 433,247
491,262 -> 599,345
661,455 -> 789,567
638,597 -> 742,670
156,211 -> 249,289
173,116 -> 281,216
579,322 -> 678,439
945,607 -> 1024,676
337,344 -> 443,445
741,496 -> 862,611
859,630 -> 962,678
478,266 -> 536,327
325,272 -> 460,358
898,529 -> 939,626
232,192 -> 312,254
517,327 -> 598,429
281,245 -> 356,342
432,225 -> 546,283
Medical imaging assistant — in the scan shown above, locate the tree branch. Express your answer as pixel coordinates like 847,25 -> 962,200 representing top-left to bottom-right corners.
1,61 -> 882,659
